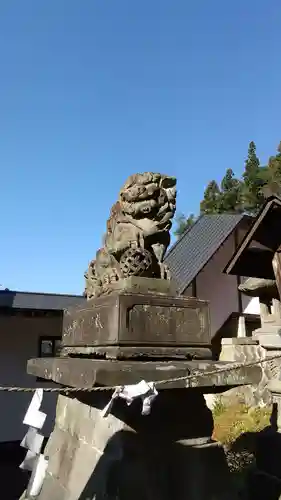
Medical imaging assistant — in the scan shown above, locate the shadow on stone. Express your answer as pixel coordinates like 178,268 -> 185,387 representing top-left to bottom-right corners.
77,388 -> 215,441
78,430 -> 234,500
230,403 -> 281,500
0,441 -> 30,500
54,390 -> 237,500
37,389 -> 243,499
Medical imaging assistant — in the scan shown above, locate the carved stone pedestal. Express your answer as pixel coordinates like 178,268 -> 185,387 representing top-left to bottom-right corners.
61,278 -> 212,361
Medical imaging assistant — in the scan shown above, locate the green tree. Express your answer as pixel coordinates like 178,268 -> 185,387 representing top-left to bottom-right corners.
220,168 -> 243,213
174,213 -> 196,238
242,141 -> 266,214
262,141 -> 281,198
200,180 -> 221,214
175,140 -> 281,239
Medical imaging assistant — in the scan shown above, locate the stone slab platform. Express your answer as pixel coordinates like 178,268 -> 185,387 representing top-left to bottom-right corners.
27,357 -> 262,391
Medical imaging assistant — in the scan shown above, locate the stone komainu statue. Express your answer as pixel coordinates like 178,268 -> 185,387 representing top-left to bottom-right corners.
84,172 -> 177,299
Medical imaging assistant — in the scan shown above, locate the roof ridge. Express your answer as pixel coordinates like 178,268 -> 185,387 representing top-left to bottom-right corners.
0,290 -> 83,298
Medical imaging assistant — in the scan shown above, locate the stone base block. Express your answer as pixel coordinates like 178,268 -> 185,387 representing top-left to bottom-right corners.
221,338 -> 258,346
256,334 -> 281,349
253,325 -> 281,349
219,338 -> 281,406
37,390 -> 238,500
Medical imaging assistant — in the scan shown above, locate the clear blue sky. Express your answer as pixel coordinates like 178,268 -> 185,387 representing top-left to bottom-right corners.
1,0 -> 280,295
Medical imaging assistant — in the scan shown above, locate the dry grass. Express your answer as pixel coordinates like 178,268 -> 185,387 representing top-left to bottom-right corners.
212,398 -> 272,446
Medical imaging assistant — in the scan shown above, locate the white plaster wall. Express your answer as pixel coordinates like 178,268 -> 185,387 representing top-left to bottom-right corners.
194,234 -> 259,338
0,315 -> 60,442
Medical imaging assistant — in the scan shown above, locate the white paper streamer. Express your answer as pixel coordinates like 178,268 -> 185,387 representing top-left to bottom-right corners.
26,454 -> 48,497
101,380 -> 158,418
21,427 -> 44,454
23,389 -> 46,430
19,388 -> 48,497
19,450 -> 38,471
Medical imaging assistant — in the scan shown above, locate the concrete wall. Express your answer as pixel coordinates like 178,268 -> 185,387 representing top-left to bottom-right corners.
0,314 -> 61,442
184,233 -> 260,338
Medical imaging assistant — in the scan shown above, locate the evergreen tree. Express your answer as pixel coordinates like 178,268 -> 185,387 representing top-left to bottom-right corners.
220,168 -> 243,213
200,180 -> 221,214
174,140 -> 281,241
263,141 -> 281,197
242,141 -> 266,214
173,213 -> 196,238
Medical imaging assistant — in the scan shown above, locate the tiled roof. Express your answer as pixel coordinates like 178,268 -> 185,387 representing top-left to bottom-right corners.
0,290 -> 85,311
165,213 -> 247,294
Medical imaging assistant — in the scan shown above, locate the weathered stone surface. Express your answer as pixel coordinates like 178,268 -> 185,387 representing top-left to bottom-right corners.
84,173 -> 177,300
221,338 -> 258,345
37,390 -> 238,500
254,328 -> 281,347
62,291 -> 212,356
60,345 -> 212,360
238,278 -> 278,300
27,357 -> 262,391
268,379 -> 281,394
103,276 -> 178,295
219,339 -> 281,406
36,473 -> 68,500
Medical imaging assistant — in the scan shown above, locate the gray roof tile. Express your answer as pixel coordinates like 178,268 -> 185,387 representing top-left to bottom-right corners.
165,214 -> 246,294
0,290 -> 85,311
